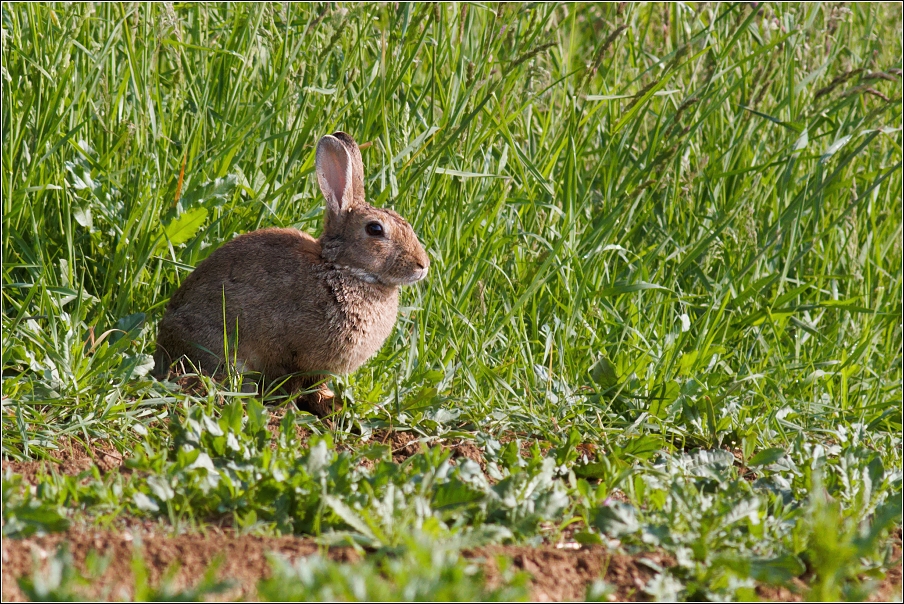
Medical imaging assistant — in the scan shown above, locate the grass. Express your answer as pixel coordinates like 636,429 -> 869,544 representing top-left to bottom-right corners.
2,2 -> 902,601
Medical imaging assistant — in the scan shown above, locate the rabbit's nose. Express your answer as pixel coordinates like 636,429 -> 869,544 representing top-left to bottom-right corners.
416,250 -> 430,271
413,255 -> 429,281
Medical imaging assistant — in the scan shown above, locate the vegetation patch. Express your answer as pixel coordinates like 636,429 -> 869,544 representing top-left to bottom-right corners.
3,3 -> 901,601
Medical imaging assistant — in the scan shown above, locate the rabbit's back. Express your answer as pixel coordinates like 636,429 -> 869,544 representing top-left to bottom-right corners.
154,227 -> 399,379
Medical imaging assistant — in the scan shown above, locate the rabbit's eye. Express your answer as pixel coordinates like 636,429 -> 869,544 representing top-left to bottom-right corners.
365,222 -> 385,237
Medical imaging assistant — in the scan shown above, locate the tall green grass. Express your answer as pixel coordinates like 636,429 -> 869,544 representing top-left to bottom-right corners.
4,3 -> 900,452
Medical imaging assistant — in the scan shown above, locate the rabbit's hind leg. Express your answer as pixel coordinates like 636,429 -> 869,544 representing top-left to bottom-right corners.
300,385 -> 339,419
280,374 -> 340,419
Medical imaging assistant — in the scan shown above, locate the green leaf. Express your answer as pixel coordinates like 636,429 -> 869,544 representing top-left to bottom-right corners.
792,129 -> 809,153
109,312 -> 146,344
555,428 -> 582,466
592,503 -> 639,537
748,447 -> 785,467
160,206 -> 208,250
590,356 -> 618,390
820,135 -> 852,163
324,495 -> 381,544
718,553 -> 806,585
586,90 -> 679,101
178,174 -> 238,207
574,530 -> 604,545
598,281 -> 670,298
433,167 -> 507,179
854,493 -> 903,553
147,476 -> 174,502
3,504 -> 70,537
132,492 -> 160,513
574,461 -> 609,480
618,435 -> 663,461
739,104 -> 804,132
432,480 -> 485,511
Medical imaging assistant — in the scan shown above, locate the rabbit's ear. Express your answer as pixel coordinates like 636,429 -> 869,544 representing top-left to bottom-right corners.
317,135 -> 354,229
330,131 -> 365,203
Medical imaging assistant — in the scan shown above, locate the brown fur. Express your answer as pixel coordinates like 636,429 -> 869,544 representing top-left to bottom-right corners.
153,132 -> 429,417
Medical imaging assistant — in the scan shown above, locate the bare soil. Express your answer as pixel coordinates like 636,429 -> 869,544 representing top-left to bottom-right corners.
473,544 -> 675,601
1,436 -> 125,484
1,526 -> 351,601
2,526 -> 667,602
4,525 -> 900,602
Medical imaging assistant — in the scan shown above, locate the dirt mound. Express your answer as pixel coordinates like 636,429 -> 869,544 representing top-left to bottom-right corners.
474,544 -> 674,601
449,440 -> 485,467
371,429 -> 424,462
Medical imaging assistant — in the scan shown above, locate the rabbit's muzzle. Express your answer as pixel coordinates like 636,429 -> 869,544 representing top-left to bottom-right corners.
407,265 -> 429,284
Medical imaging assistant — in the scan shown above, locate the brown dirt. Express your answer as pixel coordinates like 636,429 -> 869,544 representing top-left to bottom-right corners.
726,447 -> 760,483
754,578 -> 808,601
1,437 -> 125,485
873,527 -> 903,602
7,525 -> 898,602
473,544 -> 675,601
2,526 -> 670,602
373,429 -> 425,463
265,408 -> 312,445
365,429 -> 486,467
449,440 -> 485,467
1,525 -> 356,602
175,372 -> 213,397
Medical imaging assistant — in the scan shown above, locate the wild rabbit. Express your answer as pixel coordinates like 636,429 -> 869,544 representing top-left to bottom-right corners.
153,132 -> 430,417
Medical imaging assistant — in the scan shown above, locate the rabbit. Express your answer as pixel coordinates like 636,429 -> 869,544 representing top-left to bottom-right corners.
153,132 -> 430,417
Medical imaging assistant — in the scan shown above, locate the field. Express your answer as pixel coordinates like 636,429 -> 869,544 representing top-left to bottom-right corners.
2,3 -> 902,601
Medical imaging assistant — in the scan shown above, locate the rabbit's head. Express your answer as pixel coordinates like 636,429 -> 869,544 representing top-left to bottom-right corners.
316,132 -> 429,286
